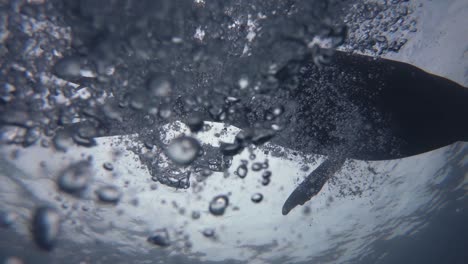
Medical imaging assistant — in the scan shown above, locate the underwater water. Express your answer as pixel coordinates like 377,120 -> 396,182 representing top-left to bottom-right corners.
0,0 -> 467,263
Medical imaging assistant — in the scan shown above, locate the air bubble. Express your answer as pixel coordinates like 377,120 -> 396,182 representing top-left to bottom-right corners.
202,228 -> 215,238
96,185 -> 122,204
238,77 -> 249,89
251,193 -> 263,203
186,116 -> 204,133
261,178 -> 270,186
57,161 -> 92,196
0,211 -> 17,228
166,136 -> 201,166
209,195 -> 229,216
262,170 -> 272,179
159,106 -> 172,119
236,164 -> 248,178
53,57 -> 81,79
32,206 -> 60,251
220,142 -> 243,156
251,162 -> 263,171
272,106 -> 284,116
192,211 -> 201,220
147,229 -> 171,247
251,130 -> 275,145
147,74 -> 172,97
103,162 -> 114,171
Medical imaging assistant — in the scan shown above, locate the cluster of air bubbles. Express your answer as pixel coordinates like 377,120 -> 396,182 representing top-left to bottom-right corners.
264,106 -> 284,121
156,168 -> 191,189
0,0 -> 402,252
342,0 -> 416,55
220,129 -> 276,157
0,111 -> 41,147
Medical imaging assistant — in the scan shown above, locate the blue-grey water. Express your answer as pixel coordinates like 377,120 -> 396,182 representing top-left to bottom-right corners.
1,0 -> 467,263
1,135 -> 467,263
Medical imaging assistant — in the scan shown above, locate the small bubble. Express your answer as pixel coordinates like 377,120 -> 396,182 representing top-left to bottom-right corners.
202,228 -> 215,238
185,241 -> 193,249
272,106 -> 284,116
303,206 -> 311,215
236,164 -> 248,178
261,178 -> 270,186
251,162 -> 263,171
220,142 -> 243,156
53,57 -> 81,79
159,106 -> 172,119
40,139 -> 50,148
208,106 -> 226,121
147,229 -> 171,247
238,77 -> 249,89
251,130 -> 275,145
0,211 -> 18,228
200,169 -> 213,177
166,136 -> 201,166
262,170 -> 272,179
96,185 -> 122,204
32,206 -> 60,251
52,130 -> 74,152
147,74 -> 173,97
102,104 -> 123,122
225,96 -> 241,104
23,127 -> 40,147
251,193 -> 263,203
57,161 -> 92,196
191,211 -> 201,220
129,94 -> 145,110
264,112 -> 275,121
103,162 -> 114,171
209,195 -> 229,216
271,124 -> 283,131
72,133 -> 97,148
186,116 -> 204,133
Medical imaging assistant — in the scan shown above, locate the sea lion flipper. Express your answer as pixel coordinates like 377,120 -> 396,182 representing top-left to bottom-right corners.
282,157 -> 345,215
